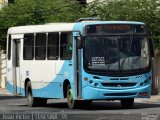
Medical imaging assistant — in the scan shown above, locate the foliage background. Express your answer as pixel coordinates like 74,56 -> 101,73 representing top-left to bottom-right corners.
0,0 -> 160,50
0,0 -> 86,49
85,0 -> 160,49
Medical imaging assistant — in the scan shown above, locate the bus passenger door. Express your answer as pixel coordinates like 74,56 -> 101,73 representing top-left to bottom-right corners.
13,39 -> 21,95
73,32 -> 83,99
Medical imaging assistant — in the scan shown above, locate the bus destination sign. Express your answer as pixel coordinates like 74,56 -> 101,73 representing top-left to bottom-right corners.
85,24 -> 146,34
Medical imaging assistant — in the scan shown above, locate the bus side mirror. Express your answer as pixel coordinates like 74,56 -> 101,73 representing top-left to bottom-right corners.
75,36 -> 83,49
149,38 -> 154,57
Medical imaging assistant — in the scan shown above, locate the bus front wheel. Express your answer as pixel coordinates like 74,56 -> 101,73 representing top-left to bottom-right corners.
67,84 -> 79,109
120,98 -> 134,108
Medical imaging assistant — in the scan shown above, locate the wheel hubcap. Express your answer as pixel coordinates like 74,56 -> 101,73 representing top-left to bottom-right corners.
27,92 -> 32,102
68,88 -> 73,104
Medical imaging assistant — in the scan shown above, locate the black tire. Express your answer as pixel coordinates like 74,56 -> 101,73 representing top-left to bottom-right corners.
80,100 -> 92,108
67,84 -> 79,109
26,81 -> 47,107
26,81 -> 37,107
121,98 -> 134,108
38,98 -> 48,106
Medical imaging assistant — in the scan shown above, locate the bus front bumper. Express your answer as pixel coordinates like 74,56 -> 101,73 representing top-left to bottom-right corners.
82,84 -> 151,100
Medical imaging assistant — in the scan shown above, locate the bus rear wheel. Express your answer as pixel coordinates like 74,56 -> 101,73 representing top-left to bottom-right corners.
67,84 -> 79,109
121,98 -> 134,108
26,81 -> 47,107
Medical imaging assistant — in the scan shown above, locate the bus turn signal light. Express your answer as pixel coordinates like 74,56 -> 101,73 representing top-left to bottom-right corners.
84,77 -> 88,81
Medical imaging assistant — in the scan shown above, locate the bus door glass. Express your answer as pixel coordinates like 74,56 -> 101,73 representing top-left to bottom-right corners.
73,32 -> 83,98
14,39 -> 21,94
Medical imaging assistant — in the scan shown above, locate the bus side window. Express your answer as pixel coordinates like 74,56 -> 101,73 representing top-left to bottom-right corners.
35,33 -> 46,60
60,32 -> 72,60
47,32 -> 59,60
23,34 -> 34,60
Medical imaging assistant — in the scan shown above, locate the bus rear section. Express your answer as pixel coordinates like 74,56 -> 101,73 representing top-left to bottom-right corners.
6,34 -> 23,96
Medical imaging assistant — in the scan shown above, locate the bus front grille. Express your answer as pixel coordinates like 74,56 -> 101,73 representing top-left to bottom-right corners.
110,78 -> 129,81
101,83 -> 137,87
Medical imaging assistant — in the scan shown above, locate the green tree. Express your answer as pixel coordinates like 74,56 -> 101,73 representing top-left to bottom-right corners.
0,0 -> 86,49
86,0 -> 160,49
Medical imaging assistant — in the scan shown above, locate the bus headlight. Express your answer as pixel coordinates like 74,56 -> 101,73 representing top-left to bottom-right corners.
144,79 -> 148,84
89,80 -> 93,84
94,83 -> 99,87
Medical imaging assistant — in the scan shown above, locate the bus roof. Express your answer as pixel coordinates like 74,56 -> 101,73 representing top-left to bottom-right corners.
8,21 -> 145,34
76,21 -> 145,26
8,23 -> 75,34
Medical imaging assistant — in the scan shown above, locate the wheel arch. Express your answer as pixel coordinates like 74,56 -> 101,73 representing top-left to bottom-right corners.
24,78 -> 31,95
63,79 -> 70,98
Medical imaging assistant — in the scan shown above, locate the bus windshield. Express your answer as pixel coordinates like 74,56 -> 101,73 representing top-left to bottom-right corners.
84,35 -> 150,71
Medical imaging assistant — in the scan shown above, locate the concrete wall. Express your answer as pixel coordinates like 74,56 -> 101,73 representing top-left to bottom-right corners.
0,50 -> 6,88
152,51 -> 160,94
0,0 -> 8,9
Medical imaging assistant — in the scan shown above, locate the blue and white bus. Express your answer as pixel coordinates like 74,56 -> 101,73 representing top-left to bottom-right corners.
6,19 -> 154,108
